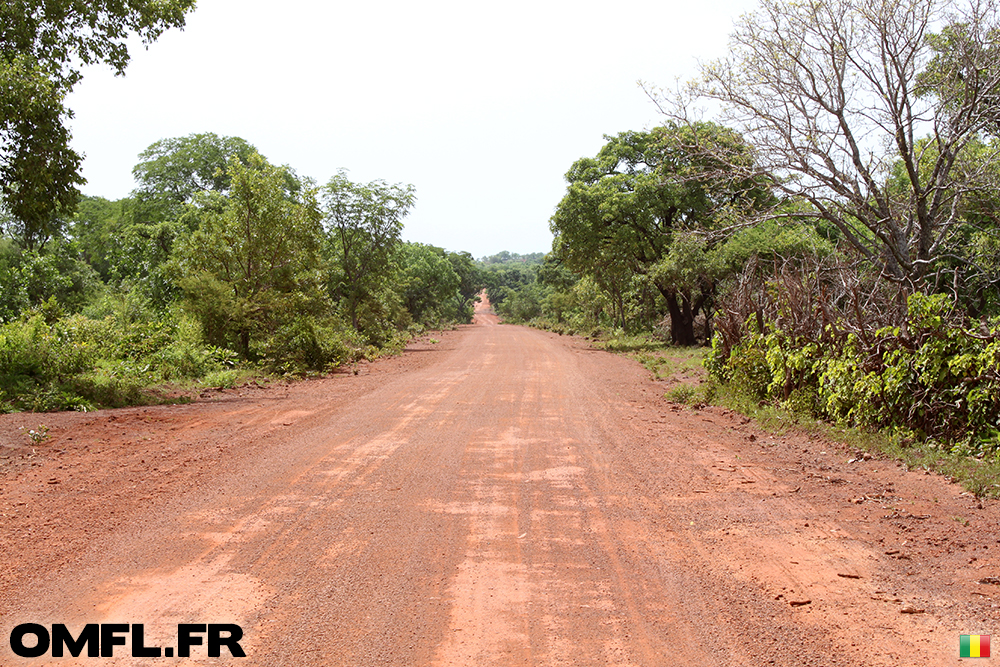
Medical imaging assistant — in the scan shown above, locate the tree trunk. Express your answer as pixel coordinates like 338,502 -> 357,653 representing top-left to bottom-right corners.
663,290 -> 697,346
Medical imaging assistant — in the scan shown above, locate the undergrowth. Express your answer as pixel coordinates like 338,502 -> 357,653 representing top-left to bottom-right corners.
0,312 -> 248,412
0,306 -> 441,414
700,261 -> 1000,498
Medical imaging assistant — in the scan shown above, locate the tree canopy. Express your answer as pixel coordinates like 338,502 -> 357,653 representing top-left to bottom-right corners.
172,153 -> 325,358
321,172 -> 416,338
551,122 -> 773,344
0,0 -> 196,249
131,133 -> 259,223
0,1 -> 196,86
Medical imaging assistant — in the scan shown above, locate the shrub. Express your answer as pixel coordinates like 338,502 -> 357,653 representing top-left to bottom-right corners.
258,314 -> 366,373
0,308 -> 246,411
708,261 -> 1000,456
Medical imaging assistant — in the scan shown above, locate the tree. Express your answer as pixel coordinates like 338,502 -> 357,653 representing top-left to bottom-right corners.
479,251 -> 545,265
447,250 -> 481,304
0,59 -> 80,250
68,195 -> 127,282
0,0 -> 196,246
551,123 -> 772,344
919,16 -> 1000,139
881,133 -> 1000,313
397,243 -> 462,324
654,0 -> 1000,288
172,153 -> 325,358
131,133 -> 260,223
321,172 -> 416,337
96,134 -> 263,305
478,262 -> 537,308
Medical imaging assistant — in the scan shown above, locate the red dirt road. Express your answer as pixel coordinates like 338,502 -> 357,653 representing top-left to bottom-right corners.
1,298 -> 997,665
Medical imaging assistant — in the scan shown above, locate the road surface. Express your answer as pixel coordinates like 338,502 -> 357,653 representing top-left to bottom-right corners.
1,299 -> 996,665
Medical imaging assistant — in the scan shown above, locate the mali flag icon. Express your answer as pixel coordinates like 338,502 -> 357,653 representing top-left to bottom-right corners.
961,635 -> 991,658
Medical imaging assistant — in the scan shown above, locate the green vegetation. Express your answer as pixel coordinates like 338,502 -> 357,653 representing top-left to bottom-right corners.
708,283 -> 1000,458
676,0 -> 1000,493
0,5 -> 491,412
655,0 -> 1000,291
0,133 -> 486,411
550,123 -> 778,344
707,377 -> 1000,499
0,306 -> 231,412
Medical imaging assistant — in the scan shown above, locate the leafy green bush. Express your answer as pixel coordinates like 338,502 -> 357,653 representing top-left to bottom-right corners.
0,308 -> 245,412
709,291 -> 1000,456
816,294 -> 1000,455
0,315 -> 94,409
258,314 -> 366,373
726,334 -> 772,402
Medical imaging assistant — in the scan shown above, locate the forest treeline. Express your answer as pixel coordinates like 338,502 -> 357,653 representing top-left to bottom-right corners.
0,133 -> 497,411
490,0 -> 1000,465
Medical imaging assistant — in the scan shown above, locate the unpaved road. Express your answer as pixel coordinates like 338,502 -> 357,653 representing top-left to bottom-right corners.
1,299 -> 997,666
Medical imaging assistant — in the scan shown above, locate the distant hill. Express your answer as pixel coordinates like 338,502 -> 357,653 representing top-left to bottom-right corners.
477,251 -> 545,266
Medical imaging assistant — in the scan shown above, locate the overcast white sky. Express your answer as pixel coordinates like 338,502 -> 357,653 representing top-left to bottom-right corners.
66,0 -> 757,259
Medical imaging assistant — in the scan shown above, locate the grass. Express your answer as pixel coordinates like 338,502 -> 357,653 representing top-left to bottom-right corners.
634,348 -> 707,382
591,333 -> 706,380
604,337 -> 714,405
200,367 -> 257,389
664,384 -> 698,404
593,333 -> 668,353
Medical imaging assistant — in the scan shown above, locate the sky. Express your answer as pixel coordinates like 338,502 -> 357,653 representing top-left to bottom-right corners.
66,0 -> 758,259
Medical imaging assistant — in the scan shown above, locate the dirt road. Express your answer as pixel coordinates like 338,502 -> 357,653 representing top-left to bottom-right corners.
1,299 -> 997,665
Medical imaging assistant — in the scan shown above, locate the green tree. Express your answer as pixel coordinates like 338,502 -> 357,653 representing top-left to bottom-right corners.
131,133 -> 259,224
479,251 -> 545,265
321,171 -> 416,338
0,0 -> 196,247
398,243 -> 462,324
94,133 -> 266,306
478,263 -> 537,308
551,123 -> 772,344
172,153 -> 325,358
68,195 -> 128,282
0,58 -> 80,250
0,235 -> 100,321
883,134 -> 1000,315
447,250 -> 481,304
0,237 -> 28,321
919,15 -> 1000,139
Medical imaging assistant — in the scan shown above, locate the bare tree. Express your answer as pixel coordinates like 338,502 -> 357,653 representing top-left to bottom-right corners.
650,0 -> 1000,289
